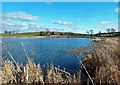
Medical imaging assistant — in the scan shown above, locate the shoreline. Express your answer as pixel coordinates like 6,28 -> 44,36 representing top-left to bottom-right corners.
0,36 -> 95,39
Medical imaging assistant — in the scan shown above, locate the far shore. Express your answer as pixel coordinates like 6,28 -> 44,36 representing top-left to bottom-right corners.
0,35 -> 95,39
1,31 -> 119,39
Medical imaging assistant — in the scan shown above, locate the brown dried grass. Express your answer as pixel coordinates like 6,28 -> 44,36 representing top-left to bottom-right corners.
81,37 -> 120,84
0,59 -> 80,84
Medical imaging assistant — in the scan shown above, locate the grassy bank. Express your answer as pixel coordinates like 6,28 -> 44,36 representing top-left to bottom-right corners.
0,32 -> 40,38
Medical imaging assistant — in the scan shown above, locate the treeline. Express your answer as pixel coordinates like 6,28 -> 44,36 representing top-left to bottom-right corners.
3,29 -> 120,38
94,32 -> 120,37
37,31 -> 87,37
4,30 -> 18,34
86,28 -> 120,37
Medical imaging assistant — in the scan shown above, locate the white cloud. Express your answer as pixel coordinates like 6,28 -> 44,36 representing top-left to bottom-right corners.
28,23 -> 51,29
39,25 -> 59,31
114,0 -> 120,2
95,24 -> 118,31
77,18 -> 80,21
45,0 -> 54,5
1,12 -> 39,32
1,19 -> 27,32
28,23 -> 58,31
115,7 -> 120,13
52,20 -> 73,26
2,20 -> 26,28
100,21 -> 111,24
3,12 -> 39,21
2,21 -> 26,28
40,25 -> 52,30
28,23 -> 41,29
52,20 -> 62,24
98,21 -> 118,31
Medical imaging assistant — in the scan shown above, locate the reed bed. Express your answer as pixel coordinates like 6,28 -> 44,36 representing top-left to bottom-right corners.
0,59 -> 80,84
80,37 -> 120,84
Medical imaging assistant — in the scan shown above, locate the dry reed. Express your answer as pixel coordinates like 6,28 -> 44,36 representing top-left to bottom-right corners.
80,37 -> 120,84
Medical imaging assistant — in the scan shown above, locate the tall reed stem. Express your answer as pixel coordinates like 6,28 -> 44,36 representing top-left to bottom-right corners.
54,67 -> 71,76
0,41 -> 17,66
21,42 -> 29,61
73,54 -> 94,85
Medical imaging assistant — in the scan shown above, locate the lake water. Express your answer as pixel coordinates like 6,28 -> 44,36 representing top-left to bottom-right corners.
2,38 -> 93,73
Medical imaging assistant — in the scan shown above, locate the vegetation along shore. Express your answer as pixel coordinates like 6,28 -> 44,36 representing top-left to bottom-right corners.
1,31 -> 120,38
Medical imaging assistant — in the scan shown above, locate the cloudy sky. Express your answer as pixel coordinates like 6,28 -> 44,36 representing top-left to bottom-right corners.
1,2 -> 119,33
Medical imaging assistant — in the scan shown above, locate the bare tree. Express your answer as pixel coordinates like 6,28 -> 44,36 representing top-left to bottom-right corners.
107,29 -> 110,33
90,30 -> 94,36
111,28 -> 116,33
97,31 -> 101,37
111,28 -> 116,36
87,31 -> 89,35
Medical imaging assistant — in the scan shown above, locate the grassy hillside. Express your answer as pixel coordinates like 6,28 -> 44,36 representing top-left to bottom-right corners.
0,32 -> 87,38
0,32 -> 40,37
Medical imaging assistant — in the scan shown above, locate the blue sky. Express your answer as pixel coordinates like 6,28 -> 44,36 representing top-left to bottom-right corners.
1,2 -> 119,33
2,0 -> 120,2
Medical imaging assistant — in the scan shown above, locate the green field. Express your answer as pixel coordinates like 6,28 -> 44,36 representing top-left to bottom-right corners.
0,32 -> 87,38
0,32 -> 40,37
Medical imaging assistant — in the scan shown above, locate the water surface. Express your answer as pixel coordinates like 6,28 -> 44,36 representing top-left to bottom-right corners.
2,38 -> 92,73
